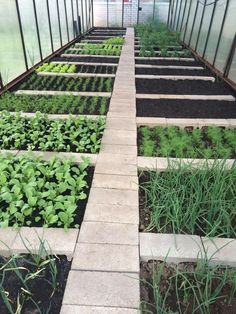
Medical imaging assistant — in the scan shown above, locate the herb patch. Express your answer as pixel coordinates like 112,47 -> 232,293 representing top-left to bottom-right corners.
139,162 -> 236,237
36,63 -> 116,74
136,98 -> 236,118
136,48 -> 191,57
141,260 -> 236,314
138,126 -> 236,159
15,73 -> 114,92
0,93 -> 109,115
135,59 -> 201,66
0,249 -> 70,313
66,45 -> 121,56
0,153 -> 93,228
0,112 -> 105,153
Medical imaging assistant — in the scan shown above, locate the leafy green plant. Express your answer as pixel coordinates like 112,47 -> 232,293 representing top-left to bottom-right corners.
17,73 -> 114,92
0,153 -> 91,228
140,160 -> 236,237
0,93 -> 109,115
36,63 -> 77,74
0,111 -> 105,153
138,126 -> 236,159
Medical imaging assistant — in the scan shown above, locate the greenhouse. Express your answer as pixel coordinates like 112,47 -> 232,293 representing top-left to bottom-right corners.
0,0 -> 236,313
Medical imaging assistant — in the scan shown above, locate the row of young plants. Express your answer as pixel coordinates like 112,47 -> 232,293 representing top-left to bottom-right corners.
36,63 -> 116,75
17,73 -> 114,92
0,93 -> 109,115
0,112 -> 105,153
138,126 -> 236,159
0,240 -> 70,313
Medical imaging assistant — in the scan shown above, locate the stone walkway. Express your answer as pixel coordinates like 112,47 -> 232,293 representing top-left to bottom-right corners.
61,28 -> 140,313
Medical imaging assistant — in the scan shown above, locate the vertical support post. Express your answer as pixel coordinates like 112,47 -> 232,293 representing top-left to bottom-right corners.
0,72 -> 4,90
87,0 -> 91,29
179,0 -> 187,33
15,0 -> 28,70
153,0 -> 156,21
188,0 -> 199,46
32,0 -> 43,60
76,0 -> 80,34
78,16 -> 82,35
56,0 -> 63,46
84,0 -> 88,31
195,0 -> 206,52
91,0 -> 94,28
182,0 -> 192,42
176,0 -> 183,31
137,0 -> 141,25
81,0 -> 85,33
223,33 -> 236,77
202,0 -> 217,58
64,0 -> 70,41
71,0 -> 75,37
173,0 -> 179,30
46,0 -> 54,53
107,0 -> 109,28
213,0 -> 230,67
122,0 -> 124,27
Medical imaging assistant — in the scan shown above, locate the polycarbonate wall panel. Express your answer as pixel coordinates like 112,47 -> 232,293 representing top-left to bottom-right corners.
18,0 -> 41,66
184,0 -> 197,44
0,0 -> 26,84
35,0 -> 52,59
154,0 -> 170,24
195,3 -> 213,55
93,0 -> 107,27
49,0 -> 62,50
170,0 -> 236,84
189,2 -> 203,48
108,0 -> 122,27
204,2 -> 225,64
214,0 -> 236,72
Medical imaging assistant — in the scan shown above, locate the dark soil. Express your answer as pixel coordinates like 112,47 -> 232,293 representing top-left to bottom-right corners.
89,32 -> 125,36
93,27 -> 126,30
135,59 -> 202,66
86,36 -> 118,40
0,254 -> 70,314
136,79 -> 234,95
136,98 -> 236,118
135,67 -> 212,76
75,64 -> 116,74
139,172 -> 152,232
53,56 -> 119,64
140,260 -> 236,314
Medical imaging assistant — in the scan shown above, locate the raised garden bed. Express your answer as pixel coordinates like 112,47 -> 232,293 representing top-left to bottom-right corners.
37,63 -> 116,74
54,56 -> 119,64
0,112 -> 105,153
135,59 -> 202,66
14,73 -> 114,92
136,98 -> 236,118
0,93 -> 109,115
138,126 -> 236,158
139,162 -> 236,238
135,67 -> 211,76
135,49 -> 191,57
136,79 -> 234,95
141,259 -> 236,313
65,47 -> 121,56
0,250 -> 70,314
0,153 -> 94,228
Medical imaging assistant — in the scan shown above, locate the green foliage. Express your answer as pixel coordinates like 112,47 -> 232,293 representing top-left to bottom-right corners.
0,239 -> 67,312
0,111 -> 105,153
140,161 -> 236,237
36,63 -> 77,73
103,37 -> 125,45
138,126 -> 236,159
67,42 -> 122,56
18,73 -> 114,92
0,153 -> 91,228
0,93 -> 109,115
141,258 -> 236,313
